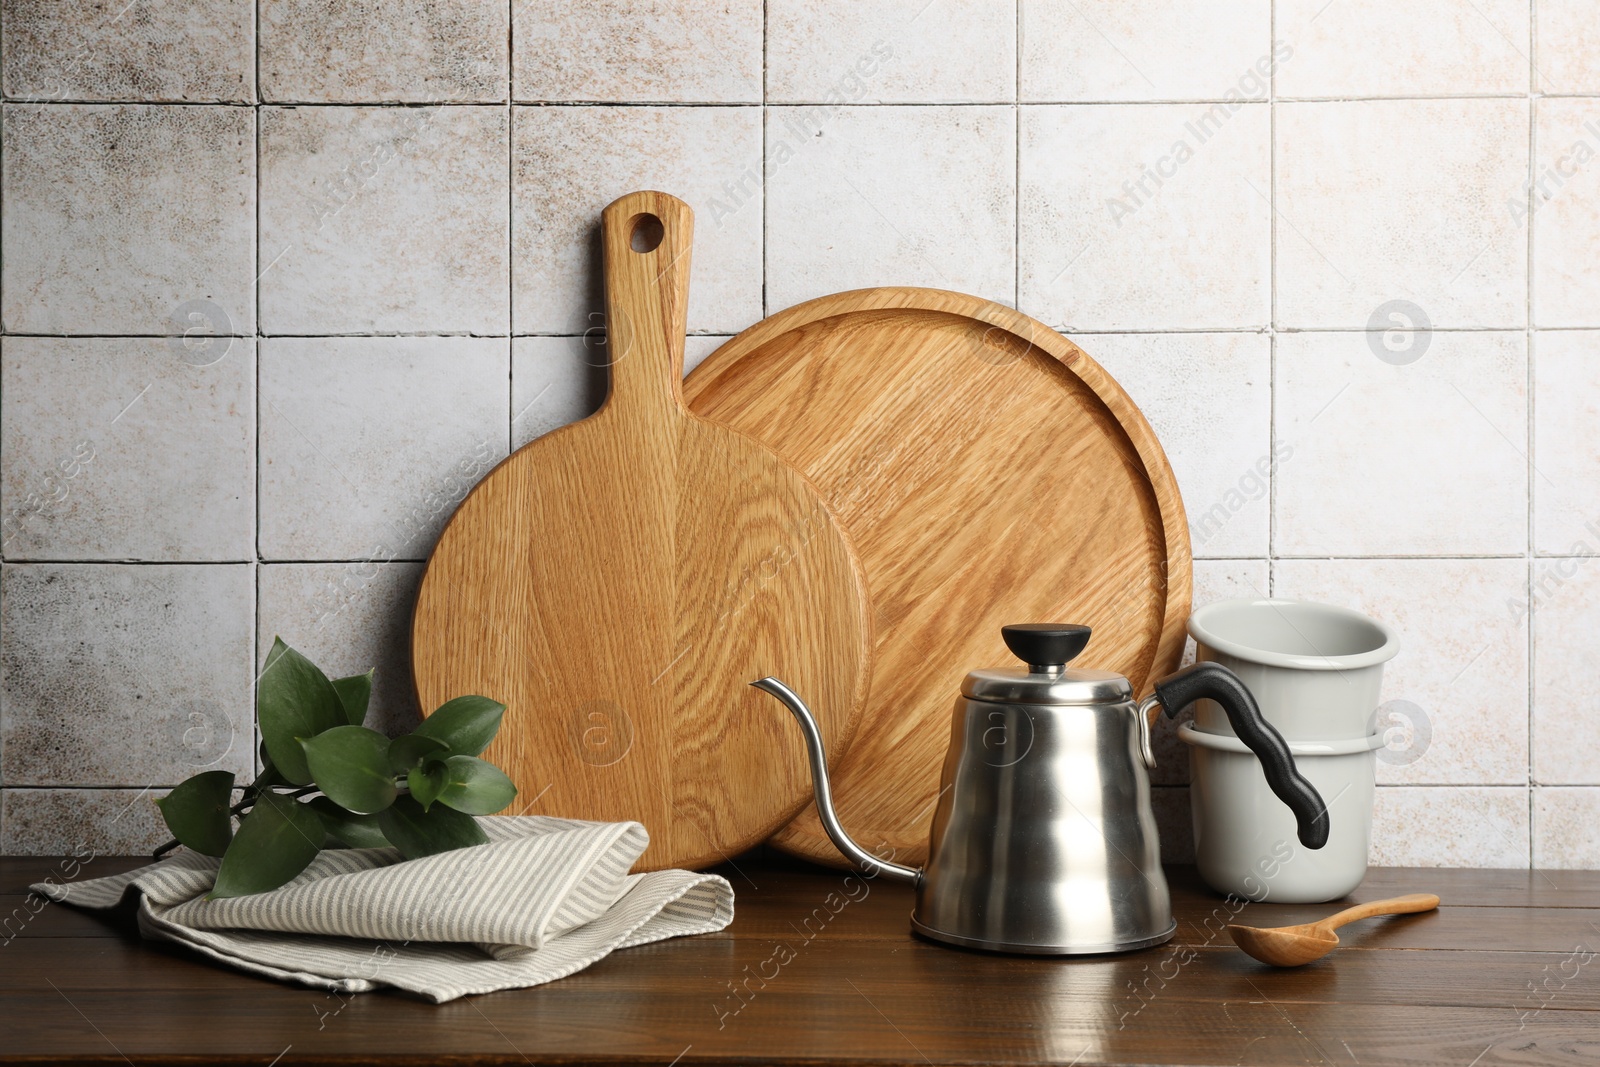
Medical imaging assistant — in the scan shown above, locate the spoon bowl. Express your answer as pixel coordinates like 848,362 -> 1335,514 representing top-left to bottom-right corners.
1228,892 -> 1439,967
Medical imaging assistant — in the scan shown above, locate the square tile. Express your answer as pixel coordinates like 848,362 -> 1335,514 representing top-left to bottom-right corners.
1,0 -> 254,102
511,335 -> 733,450
766,105 -> 1014,312
1149,558 -> 1270,787
1534,331 -> 1600,553
1532,100 -> 1600,328
1,788 -> 172,856
511,337 -> 606,450
1537,0 -> 1600,93
512,106 -> 762,334
261,0 -> 507,102
1275,100 -> 1528,329
1531,561 -> 1600,784
1275,558 -> 1530,786
512,1 -> 760,103
1,337 -> 254,561
1020,0 -> 1271,102
1,104 -> 255,334
258,337 -> 509,560
1533,788 -> 1600,868
1,564 -> 255,787
258,563 -> 425,737
1084,333 -> 1271,557
1277,0 -> 1528,97
1274,331 -> 1527,556
769,1 -> 1012,103
1019,103 -> 1270,330
1370,787 -> 1529,867
259,105 -> 509,334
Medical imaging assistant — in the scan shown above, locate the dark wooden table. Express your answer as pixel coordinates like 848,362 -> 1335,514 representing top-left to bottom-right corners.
2,850 -> 1597,1065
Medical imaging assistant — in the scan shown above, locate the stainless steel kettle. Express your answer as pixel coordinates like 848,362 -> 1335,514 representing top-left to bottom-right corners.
754,623 -> 1330,955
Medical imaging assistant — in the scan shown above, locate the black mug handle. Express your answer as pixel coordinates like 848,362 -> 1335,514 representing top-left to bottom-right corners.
1153,662 -> 1331,850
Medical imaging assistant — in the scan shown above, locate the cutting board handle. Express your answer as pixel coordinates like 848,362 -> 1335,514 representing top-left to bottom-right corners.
599,190 -> 694,420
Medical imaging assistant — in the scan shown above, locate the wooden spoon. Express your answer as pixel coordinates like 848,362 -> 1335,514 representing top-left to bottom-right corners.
1228,893 -> 1440,966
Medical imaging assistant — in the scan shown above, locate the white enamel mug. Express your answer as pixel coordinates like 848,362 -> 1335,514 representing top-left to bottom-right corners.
1184,598 -> 1399,902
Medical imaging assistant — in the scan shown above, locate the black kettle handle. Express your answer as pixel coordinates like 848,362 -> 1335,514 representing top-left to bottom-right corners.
1153,662 -> 1331,850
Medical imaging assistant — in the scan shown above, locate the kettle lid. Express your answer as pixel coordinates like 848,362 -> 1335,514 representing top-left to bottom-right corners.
961,624 -> 1132,705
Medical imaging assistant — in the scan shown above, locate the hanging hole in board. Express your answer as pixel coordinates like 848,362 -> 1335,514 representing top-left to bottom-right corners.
630,213 -> 664,253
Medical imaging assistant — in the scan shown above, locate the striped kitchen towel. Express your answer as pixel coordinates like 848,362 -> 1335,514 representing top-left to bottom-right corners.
31,815 -> 733,1003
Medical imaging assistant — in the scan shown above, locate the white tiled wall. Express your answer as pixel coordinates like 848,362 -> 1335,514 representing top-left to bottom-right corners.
1,1 -> 1595,868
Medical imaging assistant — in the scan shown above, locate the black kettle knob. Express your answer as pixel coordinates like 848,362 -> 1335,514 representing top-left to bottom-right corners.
1002,624 -> 1091,672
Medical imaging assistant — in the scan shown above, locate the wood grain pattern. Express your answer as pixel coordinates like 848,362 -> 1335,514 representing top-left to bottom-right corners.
682,289 -> 1190,867
3,858 -> 1597,1066
410,192 -> 871,871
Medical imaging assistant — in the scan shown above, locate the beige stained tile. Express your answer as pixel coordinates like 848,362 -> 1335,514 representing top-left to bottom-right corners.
1532,100 -> 1600,328
1,104 -> 255,335
260,0 -> 507,102
258,105 -> 509,334
258,563 -> 426,738
1537,0 -> 1600,93
1,338 -> 254,562
1275,558 -> 1529,787
1,0 -> 254,102
1,789 -> 172,857
512,0 -> 760,102
1277,0 -> 1528,97
769,0 -> 1012,103
1021,0 -> 1272,102
1369,787 -> 1529,867
765,105 -> 1015,312
1085,333 -> 1271,558
1533,331 -> 1600,553
1532,561 -> 1600,785
0,564 -> 255,787
1020,102 -> 1270,330
1275,99 -> 1528,329
1274,331 -> 1526,556
512,106 -> 762,334
1533,788 -> 1600,867
258,337 -> 509,561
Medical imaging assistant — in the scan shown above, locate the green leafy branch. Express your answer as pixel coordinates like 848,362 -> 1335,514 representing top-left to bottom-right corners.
155,638 -> 517,899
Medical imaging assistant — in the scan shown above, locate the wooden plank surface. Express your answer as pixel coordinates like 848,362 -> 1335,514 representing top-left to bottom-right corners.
2,855 -> 1597,1066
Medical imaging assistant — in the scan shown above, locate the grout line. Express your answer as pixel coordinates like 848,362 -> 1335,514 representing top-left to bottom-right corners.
1014,0 -> 1022,310
506,0 -> 515,440
252,0 -> 263,768
1267,0 -> 1278,593
1525,0 -> 1538,866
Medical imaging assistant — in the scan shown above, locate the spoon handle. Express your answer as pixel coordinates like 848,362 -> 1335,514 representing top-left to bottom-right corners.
1317,893 -> 1440,934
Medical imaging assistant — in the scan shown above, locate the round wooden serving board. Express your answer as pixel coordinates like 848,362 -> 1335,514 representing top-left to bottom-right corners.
412,193 -> 872,871
683,288 -> 1191,868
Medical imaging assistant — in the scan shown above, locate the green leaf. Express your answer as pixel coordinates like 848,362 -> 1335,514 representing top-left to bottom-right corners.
331,669 -> 375,727
257,638 -> 346,786
413,695 -> 506,758
210,791 -> 325,898
407,759 -> 447,811
308,797 -> 391,850
376,794 -> 487,860
155,771 -> 236,857
300,726 -> 397,815
435,756 -> 518,816
388,733 -> 450,774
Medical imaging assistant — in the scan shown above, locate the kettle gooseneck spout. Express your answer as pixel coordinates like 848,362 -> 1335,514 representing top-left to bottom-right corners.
751,677 -> 922,887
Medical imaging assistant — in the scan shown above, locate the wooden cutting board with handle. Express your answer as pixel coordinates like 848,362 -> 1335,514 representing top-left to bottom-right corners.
411,191 -> 872,871
683,287 -> 1191,868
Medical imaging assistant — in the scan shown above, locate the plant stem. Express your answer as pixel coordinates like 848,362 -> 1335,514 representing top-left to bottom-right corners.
152,784 -> 323,859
